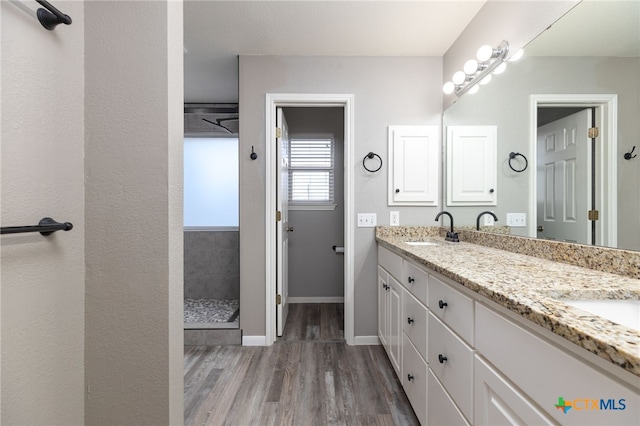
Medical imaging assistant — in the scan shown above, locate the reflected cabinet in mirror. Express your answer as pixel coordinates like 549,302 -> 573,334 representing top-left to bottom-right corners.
443,0 -> 639,251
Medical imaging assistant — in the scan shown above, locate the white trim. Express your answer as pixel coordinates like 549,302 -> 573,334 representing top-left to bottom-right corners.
242,335 -> 267,346
288,297 -> 345,304
265,93 -> 355,346
529,94 -> 617,247
288,204 -> 337,211
353,336 -> 381,346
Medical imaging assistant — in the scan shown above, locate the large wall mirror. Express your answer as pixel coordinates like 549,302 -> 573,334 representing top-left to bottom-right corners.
443,0 -> 639,251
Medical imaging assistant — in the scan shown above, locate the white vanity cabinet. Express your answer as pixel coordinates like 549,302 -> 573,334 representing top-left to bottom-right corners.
377,242 -> 640,426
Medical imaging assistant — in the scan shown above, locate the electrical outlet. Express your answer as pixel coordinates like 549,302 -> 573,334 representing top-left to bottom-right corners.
357,213 -> 377,227
390,211 -> 400,226
506,213 -> 526,227
484,211 -> 495,227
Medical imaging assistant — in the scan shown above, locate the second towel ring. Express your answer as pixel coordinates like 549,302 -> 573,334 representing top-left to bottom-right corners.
508,152 -> 528,173
363,152 -> 382,172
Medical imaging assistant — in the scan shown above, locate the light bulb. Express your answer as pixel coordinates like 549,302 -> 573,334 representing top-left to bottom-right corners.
463,59 -> 479,75
452,71 -> 466,85
443,81 -> 455,94
468,84 -> 480,95
492,62 -> 507,75
476,44 -> 494,62
479,74 -> 492,85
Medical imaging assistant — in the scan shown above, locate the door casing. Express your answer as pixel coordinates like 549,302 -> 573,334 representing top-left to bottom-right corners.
265,93 -> 355,345
529,94 -> 617,247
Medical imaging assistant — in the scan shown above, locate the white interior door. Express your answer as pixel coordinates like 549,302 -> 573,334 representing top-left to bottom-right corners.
276,107 -> 290,337
536,109 -> 590,243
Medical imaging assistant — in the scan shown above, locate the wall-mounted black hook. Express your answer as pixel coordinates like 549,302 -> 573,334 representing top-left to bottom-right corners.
250,146 -> 258,160
624,146 -> 637,160
363,152 -> 382,172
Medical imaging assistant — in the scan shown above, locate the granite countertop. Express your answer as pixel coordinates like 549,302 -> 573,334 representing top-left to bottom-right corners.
376,230 -> 640,378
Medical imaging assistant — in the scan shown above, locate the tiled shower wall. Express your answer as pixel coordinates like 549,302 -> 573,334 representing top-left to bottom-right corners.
184,230 -> 240,300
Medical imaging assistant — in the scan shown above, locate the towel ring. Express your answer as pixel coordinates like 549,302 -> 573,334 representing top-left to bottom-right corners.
508,152 -> 528,173
363,152 -> 382,173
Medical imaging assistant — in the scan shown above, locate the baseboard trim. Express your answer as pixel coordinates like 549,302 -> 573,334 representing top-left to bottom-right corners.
242,335 -> 267,346
288,297 -> 344,304
353,335 -> 381,346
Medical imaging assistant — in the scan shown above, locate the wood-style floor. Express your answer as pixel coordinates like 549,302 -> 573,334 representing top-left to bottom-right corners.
184,303 -> 419,426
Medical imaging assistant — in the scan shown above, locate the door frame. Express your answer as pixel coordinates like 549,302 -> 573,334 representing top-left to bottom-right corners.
529,94 -> 617,247
265,93 -> 355,346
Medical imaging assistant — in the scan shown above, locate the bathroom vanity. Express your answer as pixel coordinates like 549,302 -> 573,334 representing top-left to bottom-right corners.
376,226 -> 639,426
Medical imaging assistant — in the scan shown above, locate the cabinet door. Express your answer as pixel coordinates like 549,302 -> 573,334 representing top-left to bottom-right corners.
377,267 -> 389,348
388,276 -> 403,375
475,355 -> 555,426
388,125 -> 439,206
446,125 -> 497,206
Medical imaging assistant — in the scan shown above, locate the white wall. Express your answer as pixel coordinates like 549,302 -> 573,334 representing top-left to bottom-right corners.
239,56 -> 443,339
84,1 -> 184,424
1,1 -> 85,423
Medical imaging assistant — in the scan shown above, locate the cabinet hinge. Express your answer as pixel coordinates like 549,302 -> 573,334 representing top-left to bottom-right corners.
275,127 -> 282,138
588,209 -> 599,221
276,210 -> 282,222
588,127 -> 599,139
276,294 -> 282,305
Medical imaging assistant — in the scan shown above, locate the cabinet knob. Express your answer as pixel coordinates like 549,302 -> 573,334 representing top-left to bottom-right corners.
407,374 -> 414,381
438,354 -> 448,364
489,188 -> 495,193
395,189 -> 400,193
407,317 -> 414,324
407,277 -> 415,284
383,283 -> 389,290
438,300 -> 448,309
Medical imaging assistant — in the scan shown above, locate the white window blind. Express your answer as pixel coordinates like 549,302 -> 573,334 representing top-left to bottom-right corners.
288,138 -> 334,204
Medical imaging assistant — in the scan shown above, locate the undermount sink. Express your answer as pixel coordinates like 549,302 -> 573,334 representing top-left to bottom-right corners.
405,241 -> 439,246
562,299 -> 640,331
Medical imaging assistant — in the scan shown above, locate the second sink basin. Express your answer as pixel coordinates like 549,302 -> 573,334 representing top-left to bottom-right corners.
562,299 -> 640,331
405,241 -> 439,246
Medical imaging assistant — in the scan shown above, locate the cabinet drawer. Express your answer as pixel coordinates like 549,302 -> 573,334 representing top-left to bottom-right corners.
428,312 -> 474,422
402,334 -> 427,426
378,246 -> 403,281
403,290 -> 428,360
476,303 -> 640,426
428,369 -> 470,426
403,260 -> 428,304
428,273 -> 474,345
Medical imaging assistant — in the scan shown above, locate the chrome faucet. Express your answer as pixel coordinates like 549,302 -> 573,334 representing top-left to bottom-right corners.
476,211 -> 499,230
435,211 -> 459,242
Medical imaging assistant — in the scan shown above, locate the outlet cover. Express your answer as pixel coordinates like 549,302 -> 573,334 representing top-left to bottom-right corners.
390,211 -> 400,226
357,213 -> 377,227
506,213 -> 526,227
483,212 -> 495,227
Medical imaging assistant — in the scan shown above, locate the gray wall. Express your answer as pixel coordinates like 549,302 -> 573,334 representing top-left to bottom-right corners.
239,56 -> 443,339
84,2 -> 184,424
184,231 -> 240,300
1,1 -> 85,423
284,107 -> 344,299
443,56 -> 640,251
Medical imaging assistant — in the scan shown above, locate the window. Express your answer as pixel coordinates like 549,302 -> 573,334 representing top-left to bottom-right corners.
288,137 -> 335,208
184,137 -> 238,227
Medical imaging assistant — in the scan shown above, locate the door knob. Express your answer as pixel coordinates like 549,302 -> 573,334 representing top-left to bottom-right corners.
537,225 -> 543,232
286,227 -> 294,232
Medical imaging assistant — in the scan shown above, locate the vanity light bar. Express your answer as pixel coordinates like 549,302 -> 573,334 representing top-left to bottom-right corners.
444,40 -> 511,97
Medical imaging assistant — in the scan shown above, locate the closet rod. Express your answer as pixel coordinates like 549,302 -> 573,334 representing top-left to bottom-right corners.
1,217 -> 73,236
36,0 -> 72,30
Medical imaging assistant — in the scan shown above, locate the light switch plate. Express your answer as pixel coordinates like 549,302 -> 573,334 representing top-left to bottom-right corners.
506,213 -> 526,227
390,211 -> 400,226
357,213 -> 377,227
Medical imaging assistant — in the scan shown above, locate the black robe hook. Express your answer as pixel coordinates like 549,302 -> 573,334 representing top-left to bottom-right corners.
624,146 -> 637,160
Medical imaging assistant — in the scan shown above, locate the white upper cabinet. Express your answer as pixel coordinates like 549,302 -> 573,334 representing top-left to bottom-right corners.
446,126 -> 497,206
388,126 -> 439,206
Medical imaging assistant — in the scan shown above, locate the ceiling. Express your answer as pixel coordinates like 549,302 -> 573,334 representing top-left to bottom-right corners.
183,0 -> 487,103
